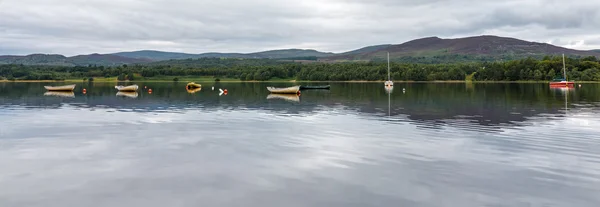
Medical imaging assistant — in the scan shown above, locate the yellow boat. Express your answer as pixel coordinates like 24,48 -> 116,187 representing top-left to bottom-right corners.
186,82 -> 202,89
267,85 -> 300,94
44,84 -> 76,91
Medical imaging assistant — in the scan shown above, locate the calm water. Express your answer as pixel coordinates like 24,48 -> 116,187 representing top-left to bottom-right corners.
1,82 -> 600,207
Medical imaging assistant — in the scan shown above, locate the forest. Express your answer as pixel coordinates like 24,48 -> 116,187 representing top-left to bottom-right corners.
1,55 -> 599,81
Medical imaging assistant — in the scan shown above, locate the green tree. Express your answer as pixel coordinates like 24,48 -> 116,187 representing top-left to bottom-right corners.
546,69 -> 556,80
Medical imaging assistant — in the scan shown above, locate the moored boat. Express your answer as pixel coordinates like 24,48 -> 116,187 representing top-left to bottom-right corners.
384,52 -> 394,87
115,84 -> 139,92
300,85 -> 330,90
186,82 -> 202,89
44,84 -> 76,91
549,54 -> 574,88
267,85 -> 301,94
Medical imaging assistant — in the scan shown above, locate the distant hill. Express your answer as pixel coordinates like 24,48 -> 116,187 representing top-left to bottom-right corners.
111,50 -> 198,61
339,44 -> 391,56
322,35 -> 600,63
0,53 -> 150,66
111,49 -> 333,61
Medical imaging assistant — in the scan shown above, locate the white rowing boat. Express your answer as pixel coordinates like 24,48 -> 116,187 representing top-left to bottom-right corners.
266,85 -> 300,94
114,84 -> 139,92
116,91 -> 139,98
44,84 -> 76,91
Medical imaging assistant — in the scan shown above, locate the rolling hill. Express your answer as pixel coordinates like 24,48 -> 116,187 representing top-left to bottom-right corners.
0,53 -> 151,66
321,35 -> 600,62
110,49 -> 333,61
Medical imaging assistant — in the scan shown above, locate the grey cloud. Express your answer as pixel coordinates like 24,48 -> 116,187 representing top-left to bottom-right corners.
1,0 -> 599,55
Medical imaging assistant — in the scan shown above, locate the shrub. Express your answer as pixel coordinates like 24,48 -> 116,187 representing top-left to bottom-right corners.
173,77 -> 179,82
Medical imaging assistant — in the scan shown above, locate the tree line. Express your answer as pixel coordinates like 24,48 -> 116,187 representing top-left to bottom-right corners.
1,56 -> 599,81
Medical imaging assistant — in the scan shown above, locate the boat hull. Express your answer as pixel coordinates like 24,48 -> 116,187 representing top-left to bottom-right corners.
115,85 -> 139,92
267,86 -> 300,94
300,85 -> 330,90
44,84 -> 76,91
549,82 -> 574,87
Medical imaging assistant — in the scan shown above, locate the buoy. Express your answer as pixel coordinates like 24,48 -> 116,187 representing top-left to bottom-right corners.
223,89 -> 228,93
148,89 -> 153,94
144,86 -> 147,89
212,86 -> 214,90
83,88 -> 87,92
579,84 -> 582,87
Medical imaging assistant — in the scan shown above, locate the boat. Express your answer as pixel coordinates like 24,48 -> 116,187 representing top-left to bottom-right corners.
186,82 -> 202,89
114,84 -> 139,92
44,91 -> 75,98
116,91 -> 138,98
384,52 -> 393,87
267,85 -> 301,94
267,93 -> 300,102
44,84 -> 76,91
549,54 -> 574,88
300,85 -> 330,90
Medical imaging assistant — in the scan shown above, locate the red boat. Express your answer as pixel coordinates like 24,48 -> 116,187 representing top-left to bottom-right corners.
549,54 -> 575,88
549,79 -> 574,88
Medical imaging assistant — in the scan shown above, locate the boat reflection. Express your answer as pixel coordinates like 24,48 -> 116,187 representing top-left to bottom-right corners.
267,93 -> 300,102
44,91 -> 75,98
186,87 -> 202,94
116,91 -> 139,98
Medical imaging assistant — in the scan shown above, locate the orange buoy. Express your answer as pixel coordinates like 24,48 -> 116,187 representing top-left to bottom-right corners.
223,89 -> 228,93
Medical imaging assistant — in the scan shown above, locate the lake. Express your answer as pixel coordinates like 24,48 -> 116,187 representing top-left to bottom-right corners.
1,82 -> 600,207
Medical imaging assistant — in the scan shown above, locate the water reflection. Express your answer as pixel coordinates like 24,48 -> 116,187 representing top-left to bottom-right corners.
267,93 -> 301,102
1,82 -> 600,207
43,91 -> 75,98
116,91 -> 138,98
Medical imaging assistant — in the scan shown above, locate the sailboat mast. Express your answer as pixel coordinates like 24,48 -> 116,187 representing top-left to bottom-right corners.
387,52 -> 390,80
563,54 -> 567,81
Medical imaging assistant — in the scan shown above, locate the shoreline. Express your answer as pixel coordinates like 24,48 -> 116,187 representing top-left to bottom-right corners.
2,80 -> 599,83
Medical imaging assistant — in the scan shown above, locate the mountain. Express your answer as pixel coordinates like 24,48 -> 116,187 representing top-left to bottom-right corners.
0,53 -> 151,66
111,49 -> 333,61
339,44 -> 391,56
322,35 -> 600,62
0,54 -> 70,66
111,50 -> 198,61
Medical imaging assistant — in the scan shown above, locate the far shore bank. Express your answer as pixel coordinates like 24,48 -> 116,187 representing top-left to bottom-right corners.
2,79 -> 599,83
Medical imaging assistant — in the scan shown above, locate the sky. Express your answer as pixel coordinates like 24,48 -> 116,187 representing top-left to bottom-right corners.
0,0 -> 599,56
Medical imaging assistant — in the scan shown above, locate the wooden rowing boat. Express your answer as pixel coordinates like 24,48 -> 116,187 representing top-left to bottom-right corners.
186,82 -> 202,89
267,85 -> 300,94
115,84 -> 139,92
44,84 -> 76,91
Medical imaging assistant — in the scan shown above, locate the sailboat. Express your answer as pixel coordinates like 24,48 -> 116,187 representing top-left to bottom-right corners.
384,52 -> 393,87
549,54 -> 574,88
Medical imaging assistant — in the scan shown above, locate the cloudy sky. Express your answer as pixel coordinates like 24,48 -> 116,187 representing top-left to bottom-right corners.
1,0 -> 599,56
